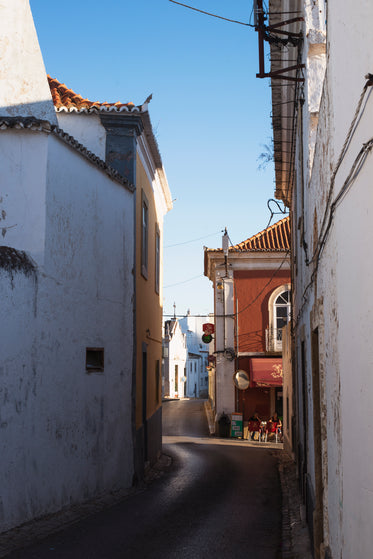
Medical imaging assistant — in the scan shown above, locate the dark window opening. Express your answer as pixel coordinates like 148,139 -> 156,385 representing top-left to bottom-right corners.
86,348 -> 104,372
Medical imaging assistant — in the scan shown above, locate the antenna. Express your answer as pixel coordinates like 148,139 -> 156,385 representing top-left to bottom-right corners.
253,0 -> 259,27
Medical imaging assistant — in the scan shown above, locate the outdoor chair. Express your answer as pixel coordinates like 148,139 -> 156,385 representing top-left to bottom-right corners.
248,420 -> 261,441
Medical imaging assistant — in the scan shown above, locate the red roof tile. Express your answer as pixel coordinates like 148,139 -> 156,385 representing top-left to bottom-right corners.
233,217 -> 290,251
47,75 -> 138,112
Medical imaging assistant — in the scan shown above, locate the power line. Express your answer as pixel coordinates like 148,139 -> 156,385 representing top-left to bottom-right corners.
234,251 -> 290,317
165,230 -> 220,248
169,0 -> 252,27
164,273 -> 204,288
308,76 -> 373,267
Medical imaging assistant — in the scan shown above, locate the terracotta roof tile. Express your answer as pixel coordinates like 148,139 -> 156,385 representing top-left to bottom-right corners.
233,217 -> 290,251
47,75 -> 139,113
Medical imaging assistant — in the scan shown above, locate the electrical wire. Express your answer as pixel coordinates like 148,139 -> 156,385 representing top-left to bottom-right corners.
308,76 -> 373,267
265,199 -> 289,228
168,0 -> 252,26
234,251 -> 290,317
163,273 -> 204,288
294,135 -> 373,327
165,230 -> 220,248
164,254 -> 290,336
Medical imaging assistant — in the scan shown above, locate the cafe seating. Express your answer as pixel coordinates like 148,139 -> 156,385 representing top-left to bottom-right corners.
247,420 -> 261,441
264,421 -> 281,443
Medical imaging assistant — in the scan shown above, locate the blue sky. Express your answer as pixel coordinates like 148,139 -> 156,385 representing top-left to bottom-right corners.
31,0 -> 281,318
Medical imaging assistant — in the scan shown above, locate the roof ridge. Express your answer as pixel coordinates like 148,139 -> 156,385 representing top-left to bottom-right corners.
47,75 -> 138,112
233,217 -> 290,249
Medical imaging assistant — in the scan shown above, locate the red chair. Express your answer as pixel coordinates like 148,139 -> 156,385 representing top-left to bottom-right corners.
248,420 -> 261,441
265,421 -> 281,443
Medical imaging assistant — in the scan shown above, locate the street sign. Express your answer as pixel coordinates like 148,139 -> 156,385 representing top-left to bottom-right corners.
230,413 -> 243,438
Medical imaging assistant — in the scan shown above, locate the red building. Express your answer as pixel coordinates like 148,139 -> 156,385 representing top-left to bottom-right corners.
204,217 -> 291,425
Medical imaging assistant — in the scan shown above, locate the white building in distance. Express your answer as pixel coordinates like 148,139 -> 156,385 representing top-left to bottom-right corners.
162,312 -> 212,399
179,312 -> 211,398
162,319 -> 187,398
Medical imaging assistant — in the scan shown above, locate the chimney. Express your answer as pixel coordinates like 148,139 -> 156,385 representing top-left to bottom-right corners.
0,0 -> 57,123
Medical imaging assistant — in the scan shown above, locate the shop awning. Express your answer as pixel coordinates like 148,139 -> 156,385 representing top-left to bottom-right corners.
249,358 -> 283,387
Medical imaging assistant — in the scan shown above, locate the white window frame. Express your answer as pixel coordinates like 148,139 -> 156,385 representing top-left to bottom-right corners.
267,283 -> 291,352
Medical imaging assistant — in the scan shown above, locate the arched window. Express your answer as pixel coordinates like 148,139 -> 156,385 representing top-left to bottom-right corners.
274,290 -> 291,343
267,284 -> 291,352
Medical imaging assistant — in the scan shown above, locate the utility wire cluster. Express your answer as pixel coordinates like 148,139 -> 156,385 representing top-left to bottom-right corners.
294,75 -> 373,327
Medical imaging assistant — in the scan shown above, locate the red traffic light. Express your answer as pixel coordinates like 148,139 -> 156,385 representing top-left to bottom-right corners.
202,323 -> 215,335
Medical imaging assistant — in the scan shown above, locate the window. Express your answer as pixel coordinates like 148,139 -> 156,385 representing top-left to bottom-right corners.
274,290 -> 291,342
267,284 -> 291,352
141,191 -> 149,278
86,348 -> 104,372
155,225 -> 160,294
175,364 -> 178,394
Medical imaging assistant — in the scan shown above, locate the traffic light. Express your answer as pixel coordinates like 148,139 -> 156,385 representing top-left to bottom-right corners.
202,323 -> 215,344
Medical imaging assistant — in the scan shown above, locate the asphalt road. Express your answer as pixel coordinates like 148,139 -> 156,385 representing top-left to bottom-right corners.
7,399 -> 282,558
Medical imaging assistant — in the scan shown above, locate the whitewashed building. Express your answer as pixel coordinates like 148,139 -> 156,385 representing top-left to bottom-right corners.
0,0 -> 136,533
266,0 -> 373,556
162,319 -> 187,398
179,313 -> 210,398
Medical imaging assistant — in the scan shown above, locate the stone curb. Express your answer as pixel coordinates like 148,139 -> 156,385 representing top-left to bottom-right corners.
278,451 -> 313,558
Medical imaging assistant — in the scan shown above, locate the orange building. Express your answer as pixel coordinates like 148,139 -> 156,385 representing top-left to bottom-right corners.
135,145 -> 172,476
204,217 -> 290,425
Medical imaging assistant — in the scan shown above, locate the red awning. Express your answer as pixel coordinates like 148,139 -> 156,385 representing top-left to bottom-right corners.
249,358 -> 283,387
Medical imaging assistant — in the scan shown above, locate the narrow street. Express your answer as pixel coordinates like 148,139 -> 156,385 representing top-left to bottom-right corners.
5,399 -> 282,558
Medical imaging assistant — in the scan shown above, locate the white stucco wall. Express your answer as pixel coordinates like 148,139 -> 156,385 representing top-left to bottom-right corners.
326,3 -> 373,555
0,130 -> 49,265
164,321 -> 187,399
214,273 -> 235,418
293,1 -> 373,556
0,0 -> 57,123
0,133 -> 135,532
179,314 -> 210,398
56,113 -> 107,160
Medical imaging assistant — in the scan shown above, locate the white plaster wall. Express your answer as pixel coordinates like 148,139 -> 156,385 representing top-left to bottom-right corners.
56,113 -> 107,160
167,322 -> 187,398
0,131 -> 48,265
0,135 -> 135,532
0,0 -> 57,123
179,315 -> 210,398
327,3 -> 373,549
294,1 -> 373,555
186,358 -> 199,397
214,274 -> 235,417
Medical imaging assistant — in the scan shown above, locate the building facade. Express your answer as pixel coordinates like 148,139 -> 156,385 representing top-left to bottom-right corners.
48,73 -> 172,478
204,219 -> 291,429
179,313 -> 210,398
162,319 -> 187,398
266,0 -> 373,556
0,0 -> 171,532
0,0 -> 136,532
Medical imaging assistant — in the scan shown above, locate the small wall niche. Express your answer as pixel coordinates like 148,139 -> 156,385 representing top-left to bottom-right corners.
86,348 -> 104,373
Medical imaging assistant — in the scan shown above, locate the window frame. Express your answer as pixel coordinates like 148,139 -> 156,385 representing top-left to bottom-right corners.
155,224 -> 160,294
267,284 -> 291,352
141,190 -> 149,279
